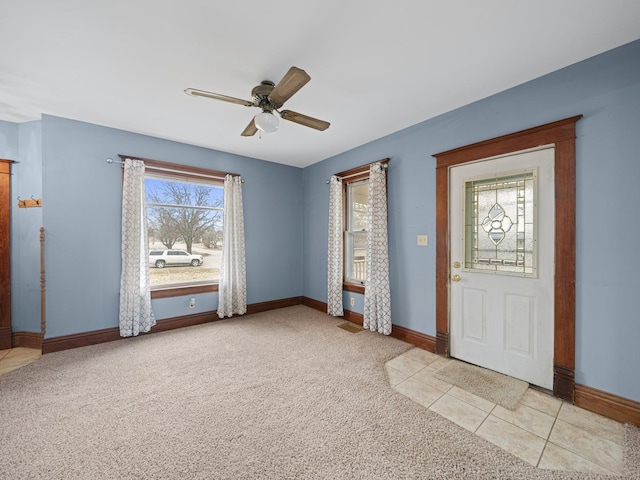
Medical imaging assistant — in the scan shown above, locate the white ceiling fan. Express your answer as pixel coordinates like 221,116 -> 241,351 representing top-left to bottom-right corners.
185,66 -> 330,136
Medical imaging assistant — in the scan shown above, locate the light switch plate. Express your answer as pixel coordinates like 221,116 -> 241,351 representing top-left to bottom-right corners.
417,235 -> 428,246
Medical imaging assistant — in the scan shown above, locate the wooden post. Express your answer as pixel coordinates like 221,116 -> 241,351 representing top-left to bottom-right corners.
40,227 -> 46,336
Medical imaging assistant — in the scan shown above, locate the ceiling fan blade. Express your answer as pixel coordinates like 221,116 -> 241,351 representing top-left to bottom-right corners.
280,110 -> 330,131
268,67 -> 311,107
241,118 -> 258,136
185,88 -> 253,107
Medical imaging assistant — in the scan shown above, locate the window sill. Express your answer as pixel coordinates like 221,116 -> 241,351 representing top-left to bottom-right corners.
151,283 -> 219,299
343,282 -> 365,294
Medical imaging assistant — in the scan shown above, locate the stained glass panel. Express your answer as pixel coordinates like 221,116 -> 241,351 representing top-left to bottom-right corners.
464,170 -> 536,275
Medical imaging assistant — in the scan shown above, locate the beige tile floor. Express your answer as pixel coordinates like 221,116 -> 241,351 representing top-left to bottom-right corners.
0,347 -> 41,376
387,348 -> 627,475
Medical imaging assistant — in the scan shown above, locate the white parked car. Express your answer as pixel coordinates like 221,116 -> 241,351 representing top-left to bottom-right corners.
149,249 -> 204,268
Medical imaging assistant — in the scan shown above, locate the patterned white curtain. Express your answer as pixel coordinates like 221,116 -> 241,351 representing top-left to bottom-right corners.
327,175 -> 344,316
119,158 -> 156,337
363,163 -> 391,334
218,175 -> 247,318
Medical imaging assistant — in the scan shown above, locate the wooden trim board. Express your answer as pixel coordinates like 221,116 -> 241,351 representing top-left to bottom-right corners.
12,331 -> 44,349
42,296 -> 302,354
575,384 -> 640,427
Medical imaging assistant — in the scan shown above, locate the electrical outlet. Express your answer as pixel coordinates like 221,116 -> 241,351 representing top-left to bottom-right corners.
189,297 -> 196,309
350,297 -> 355,307
417,235 -> 428,246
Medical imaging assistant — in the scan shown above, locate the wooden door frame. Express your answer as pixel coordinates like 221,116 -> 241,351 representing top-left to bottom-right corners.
0,159 -> 14,350
433,116 -> 582,402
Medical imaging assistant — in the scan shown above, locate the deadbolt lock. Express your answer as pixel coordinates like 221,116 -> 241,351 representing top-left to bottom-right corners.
452,261 -> 461,269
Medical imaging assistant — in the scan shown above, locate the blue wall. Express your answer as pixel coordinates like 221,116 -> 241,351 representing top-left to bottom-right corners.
12,121 -> 43,333
5,40 -> 639,404
302,40 -> 640,402
31,115 -> 302,338
1,120 -> 43,334
0,120 -> 19,158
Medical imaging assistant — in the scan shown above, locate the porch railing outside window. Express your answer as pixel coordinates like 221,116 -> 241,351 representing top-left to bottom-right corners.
351,258 -> 366,283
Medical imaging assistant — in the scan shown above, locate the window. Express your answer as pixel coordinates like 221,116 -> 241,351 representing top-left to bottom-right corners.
336,159 -> 388,293
345,180 -> 369,284
116,155 -> 236,298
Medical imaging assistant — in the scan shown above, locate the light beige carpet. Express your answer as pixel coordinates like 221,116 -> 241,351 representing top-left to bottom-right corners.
434,359 -> 529,410
1,305 -> 638,479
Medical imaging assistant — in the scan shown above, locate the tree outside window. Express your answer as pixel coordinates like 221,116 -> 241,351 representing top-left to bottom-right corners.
145,174 -> 223,288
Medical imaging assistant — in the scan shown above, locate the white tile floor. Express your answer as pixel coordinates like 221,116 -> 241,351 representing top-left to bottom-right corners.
386,348 -> 626,475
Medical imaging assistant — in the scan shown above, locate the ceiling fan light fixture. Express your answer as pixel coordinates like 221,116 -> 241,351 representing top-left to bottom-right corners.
254,111 -> 279,133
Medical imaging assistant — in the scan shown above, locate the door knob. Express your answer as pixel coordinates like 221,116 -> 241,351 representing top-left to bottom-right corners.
451,274 -> 461,282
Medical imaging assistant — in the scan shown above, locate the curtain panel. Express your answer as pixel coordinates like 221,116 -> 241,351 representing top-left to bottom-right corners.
327,175 -> 344,316
119,158 -> 156,337
363,162 -> 391,334
217,175 -> 247,318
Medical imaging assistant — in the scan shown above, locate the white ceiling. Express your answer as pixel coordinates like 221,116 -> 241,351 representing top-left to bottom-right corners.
1,1 -> 639,168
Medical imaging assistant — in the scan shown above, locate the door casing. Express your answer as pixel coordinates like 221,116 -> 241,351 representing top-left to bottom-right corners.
433,116 -> 581,401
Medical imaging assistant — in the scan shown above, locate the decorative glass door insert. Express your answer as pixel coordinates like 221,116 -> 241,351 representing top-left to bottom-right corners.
464,169 -> 537,276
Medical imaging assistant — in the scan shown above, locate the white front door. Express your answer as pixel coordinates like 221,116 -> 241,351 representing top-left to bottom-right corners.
449,146 -> 555,389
